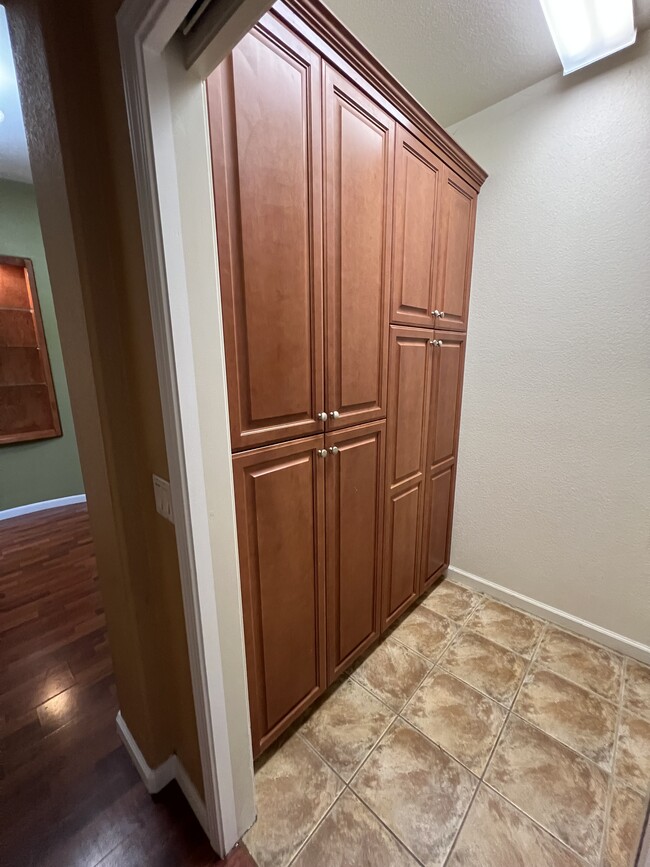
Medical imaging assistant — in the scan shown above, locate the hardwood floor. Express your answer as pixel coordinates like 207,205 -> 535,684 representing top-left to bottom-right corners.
0,504 -> 256,867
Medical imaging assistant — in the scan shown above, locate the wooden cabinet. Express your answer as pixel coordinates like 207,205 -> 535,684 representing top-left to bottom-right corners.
323,66 -> 393,430
211,2 -> 485,757
232,435 -> 327,756
208,19 -> 324,451
382,326 -> 432,626
325,421 -> 385,679
390,129 -> 443,328
435,170 -> 477,333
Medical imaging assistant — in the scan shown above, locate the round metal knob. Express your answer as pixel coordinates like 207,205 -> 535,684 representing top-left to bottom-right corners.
317,449 -> 328,458
437,340 -> 444,346
439,311 -> 445,318
432,310 -> 440,317
317,411 -> 327,421
429,339 -> 435,345
330,410 -> 340,419
329,446 -> 339,455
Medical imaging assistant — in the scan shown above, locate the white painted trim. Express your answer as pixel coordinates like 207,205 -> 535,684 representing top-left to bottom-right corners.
117,712 -> 208,835
116,0 -> 260,856
116,710 -> 176,793
0,494 -> 86,522
447,566 -> 650,664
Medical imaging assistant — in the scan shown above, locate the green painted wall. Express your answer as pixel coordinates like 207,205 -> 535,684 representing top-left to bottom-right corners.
0,179 -> 84,509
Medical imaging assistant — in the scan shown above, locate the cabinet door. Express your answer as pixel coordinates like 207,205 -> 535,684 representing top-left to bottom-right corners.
324,65 -> 393,430
422,464 -> 455,590
434,169 -> 477,332
427,332 -> 466,470
325,421 -> 385,680
232,435 -> 326,756
391,128 -> 443,327
208,17 -> 324,450
382,326 -> 432,628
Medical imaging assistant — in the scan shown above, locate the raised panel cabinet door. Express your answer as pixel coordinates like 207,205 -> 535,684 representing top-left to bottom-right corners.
325,421 -> 385,680
232,435 -> 327,756
435,168 -> 477,332
427,331 -> 466,472
382,477 -> 425,627
391,128 -> 443,327
207,16 -> 325,450
324,65 -> 394,430
421,464 -> 455,591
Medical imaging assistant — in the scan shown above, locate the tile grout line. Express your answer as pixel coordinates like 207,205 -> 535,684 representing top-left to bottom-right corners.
285,787 -> 348,867
596,655 -> 628,866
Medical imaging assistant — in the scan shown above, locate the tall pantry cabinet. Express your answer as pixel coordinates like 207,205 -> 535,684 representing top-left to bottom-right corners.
208,0 -> 485,757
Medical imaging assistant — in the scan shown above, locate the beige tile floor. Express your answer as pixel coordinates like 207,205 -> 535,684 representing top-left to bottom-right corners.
244,579 -> 650,867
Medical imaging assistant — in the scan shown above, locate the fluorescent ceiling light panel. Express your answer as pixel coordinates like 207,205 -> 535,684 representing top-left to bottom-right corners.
538,0 -> 636,74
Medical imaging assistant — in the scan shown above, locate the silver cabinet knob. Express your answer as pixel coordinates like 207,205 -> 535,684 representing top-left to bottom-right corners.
329,446 -> 339,455
439,311 -> 445,318
437,340 -> 444,347
432,310 -> 440,317
330,410 -> 340,419
317,449 -> 328,458
429,339 -> 435,345
317,411 -> 327,421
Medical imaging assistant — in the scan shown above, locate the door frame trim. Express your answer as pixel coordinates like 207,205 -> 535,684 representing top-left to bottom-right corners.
116,0 -> 271,854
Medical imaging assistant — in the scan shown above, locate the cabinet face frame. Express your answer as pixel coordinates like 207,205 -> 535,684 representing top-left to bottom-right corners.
0,255 -> 62,445
231,434 -> 327,757
323,64 -> 393,431
325,420 -> 385,680
207,17 -> 326,451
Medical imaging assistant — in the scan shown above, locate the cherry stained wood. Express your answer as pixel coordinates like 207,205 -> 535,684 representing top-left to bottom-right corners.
381,326 -> 432,628
0,505 -> 252,867
390,128 -> 443,327
0,255 -> 62,445
323,64 -> 393,431
435,169 -> 478,333
231,435 -> 327,757
207,17 -> 325,451
324,420 -> 385,681
426,330 -> 467,473
421,464 -> 455,592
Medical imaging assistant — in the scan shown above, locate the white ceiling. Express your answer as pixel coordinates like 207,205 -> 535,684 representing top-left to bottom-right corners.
324,0 -> 650,126
0,5 -> 31,183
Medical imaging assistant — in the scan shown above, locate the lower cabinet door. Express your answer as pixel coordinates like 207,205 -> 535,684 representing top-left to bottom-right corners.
325,421 -> 385,680
421,464 -> 455,591
232,435 -> 327,756
382,476 -> 425,626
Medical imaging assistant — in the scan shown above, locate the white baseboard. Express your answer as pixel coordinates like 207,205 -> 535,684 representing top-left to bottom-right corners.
0,493 -> 86,522
447,566 -> 650,665
116,711 -> 208,835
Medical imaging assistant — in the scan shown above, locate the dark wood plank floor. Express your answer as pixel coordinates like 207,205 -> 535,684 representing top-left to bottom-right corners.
0,504 -> 256,867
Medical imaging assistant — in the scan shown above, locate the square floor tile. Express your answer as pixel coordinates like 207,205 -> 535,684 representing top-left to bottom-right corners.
614,711 -> 650,795
351,718 -> 477,866
291,789 -> 419,867
439,629 -> 527,706
536,628 -> 623,702
485,715 -> 608,862
623,659 -> 650,720
447,784 -> 585,867
465,598 -> 543,658
421,580 -> 481,622
390,605 -> 457,661
244,734 -> 344,867
351,637 -> 431,712
298,678 -> 395,781
514,667 -> 617,770
602,782 -> 648,867
402,669 -> 506,775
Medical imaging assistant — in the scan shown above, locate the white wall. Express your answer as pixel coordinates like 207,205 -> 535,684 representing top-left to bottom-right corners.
447,33 -> 650,647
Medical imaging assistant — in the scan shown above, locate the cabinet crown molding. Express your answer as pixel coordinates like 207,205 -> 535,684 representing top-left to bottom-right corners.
277,0 -> 488,191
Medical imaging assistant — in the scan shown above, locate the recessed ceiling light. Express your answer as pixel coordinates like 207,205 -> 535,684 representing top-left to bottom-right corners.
539,0 -> 636,74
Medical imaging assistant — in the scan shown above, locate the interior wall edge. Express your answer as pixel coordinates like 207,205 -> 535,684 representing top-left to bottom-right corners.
447,566 -> 650,665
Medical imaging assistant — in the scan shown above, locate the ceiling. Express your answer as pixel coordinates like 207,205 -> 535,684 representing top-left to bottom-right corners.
324,0 -> 650,126
0,6 -> 30,183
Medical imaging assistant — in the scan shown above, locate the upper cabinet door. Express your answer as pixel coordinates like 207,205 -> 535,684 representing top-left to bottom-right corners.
207,18 -> 324,450
324,65 -> 394,431
325,421 -> 385,681
390,129 -> 443,327
232,435 -> 327,757
434,169 -> 477,332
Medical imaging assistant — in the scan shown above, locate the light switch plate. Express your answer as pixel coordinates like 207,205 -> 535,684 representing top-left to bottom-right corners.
153,474 -> 174,523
